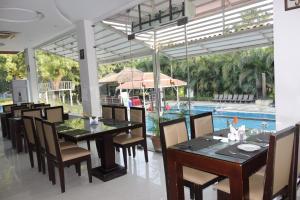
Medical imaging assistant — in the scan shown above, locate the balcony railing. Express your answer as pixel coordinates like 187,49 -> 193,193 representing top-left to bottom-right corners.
39,81 -> 75,92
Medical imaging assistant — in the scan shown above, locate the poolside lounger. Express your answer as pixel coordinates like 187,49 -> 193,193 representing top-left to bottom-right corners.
226,94 -> 233,103
222,94 -> 228,103
212,94 -> 219,102
218,94 -> 224,102
241,94 -> 249,103
246,94 -> 255,103
231,94 -> 238,103
237,94 -> 243,103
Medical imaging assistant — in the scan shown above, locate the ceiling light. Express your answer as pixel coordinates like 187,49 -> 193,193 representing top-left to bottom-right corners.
0,8 -> 44,23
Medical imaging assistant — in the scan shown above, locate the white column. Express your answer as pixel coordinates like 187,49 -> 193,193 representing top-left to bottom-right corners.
76,20 -> 101,116
24,48 -> 39,103
274,1 -> 300,130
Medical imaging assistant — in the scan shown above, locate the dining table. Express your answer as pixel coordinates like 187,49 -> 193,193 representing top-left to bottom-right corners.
56,117 -> 143,182
166,129 -> 270,200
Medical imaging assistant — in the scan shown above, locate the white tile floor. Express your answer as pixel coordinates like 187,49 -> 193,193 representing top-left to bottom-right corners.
0,136 -> 217,200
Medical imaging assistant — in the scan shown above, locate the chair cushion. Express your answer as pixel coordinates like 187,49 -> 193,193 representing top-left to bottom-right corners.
215,174 -> 264,200
59,141 -> 78,150
113,134 -> 144,145
183,166 -> 218,185
61,147 -> 90,162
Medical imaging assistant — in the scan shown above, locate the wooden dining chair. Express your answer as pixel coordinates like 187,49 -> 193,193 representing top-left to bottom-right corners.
35,118 -> 77,177
45,106 -> 64,123
12,105 -> 28,117
42,120 -> 92,193
102,105 -> 114,119
113,107 -> 148,169
160,118 -> 220,200
23,116 -> 42,172
112,106 -> 132,155
22,108 -> 42,119
215,125 -> 299,200
190,112 -> 214,139
3,104 -> 16,113
21,102 -> 34,109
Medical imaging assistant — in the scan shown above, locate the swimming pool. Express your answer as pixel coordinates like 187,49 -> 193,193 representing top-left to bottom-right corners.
146,105 -> 276,135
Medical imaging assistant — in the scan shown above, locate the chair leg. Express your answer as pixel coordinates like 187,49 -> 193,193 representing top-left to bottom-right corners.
143,141 -> 149,163
58,164 -> 65,193
86,140 -> 90,150
122,147 -> 127,169
128,148 -> 131,156
75,163 -> 81,176
217,190 -> 230,200
189,184 -> 195,199
87,157 -> 92,183
41,155 -> 46,174
28,147 -> 34,168
36,151 -> 42,172
132,146 -> 136,158
47,158 -> 52,181
50,161 -> 56,185
194,184 -> 203,200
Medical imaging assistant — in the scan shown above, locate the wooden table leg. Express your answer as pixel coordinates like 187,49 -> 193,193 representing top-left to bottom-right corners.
229,168 -> 249,200
92,134 -> 127,181
166,150 -> 184,200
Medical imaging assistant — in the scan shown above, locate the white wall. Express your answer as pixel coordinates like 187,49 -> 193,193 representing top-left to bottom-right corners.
274,1 -> 300,129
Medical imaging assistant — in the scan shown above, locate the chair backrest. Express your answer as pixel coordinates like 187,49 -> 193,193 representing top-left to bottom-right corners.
238,94 -> 243,100
35,118 -> 46,150
12,105 -> 28,117
130,107 -> 145,138
21,102 -> 34,109
102,105 -> 113,119
23,116 -> 37,145
243,94 -> 249,100
263,126 -> 298,199
190,112 -> 214,139
3,104 -> 16,113
213,94 -> 219,99
113,106 -> 128,121
33,103 -> 45,108
218,94 -> 224,100
42,120 -> 61,160
22,109 -> 42,119
232,94 -> 238,99
45,106 -> 64,123
248,94 -> 254,100
227,94 -> 233,100
159,118 -> 188,184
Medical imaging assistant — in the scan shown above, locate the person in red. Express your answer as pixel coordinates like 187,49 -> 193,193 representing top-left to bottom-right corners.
165,103 -> 171,111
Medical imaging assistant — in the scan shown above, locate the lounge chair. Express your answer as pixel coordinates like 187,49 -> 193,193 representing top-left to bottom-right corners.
237,94 -> 243,103
218,94 -> 224,103
231,94 -> 238,103
212,94 -> 219,102
226,94 -> 233,103
241,94 -> 249,103
246,94 -> 255,103
222,94 -> 228,103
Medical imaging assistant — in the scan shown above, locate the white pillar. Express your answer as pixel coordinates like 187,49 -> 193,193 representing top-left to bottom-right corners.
76,20 -> 101,116
24,48 -> 39,103
274,1 -> 300,130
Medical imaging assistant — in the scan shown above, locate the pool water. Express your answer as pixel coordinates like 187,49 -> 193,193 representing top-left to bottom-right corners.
146,105 -> 275,135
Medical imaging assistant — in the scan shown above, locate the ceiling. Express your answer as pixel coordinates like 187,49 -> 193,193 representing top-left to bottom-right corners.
0,0 -> 141,52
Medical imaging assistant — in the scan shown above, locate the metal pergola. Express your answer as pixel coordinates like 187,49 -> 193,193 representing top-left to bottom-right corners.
37,0 -> 273,64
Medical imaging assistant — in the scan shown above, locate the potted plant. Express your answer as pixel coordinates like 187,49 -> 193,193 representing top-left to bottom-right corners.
150,114 -> 162,152
149,113 -> 170,152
